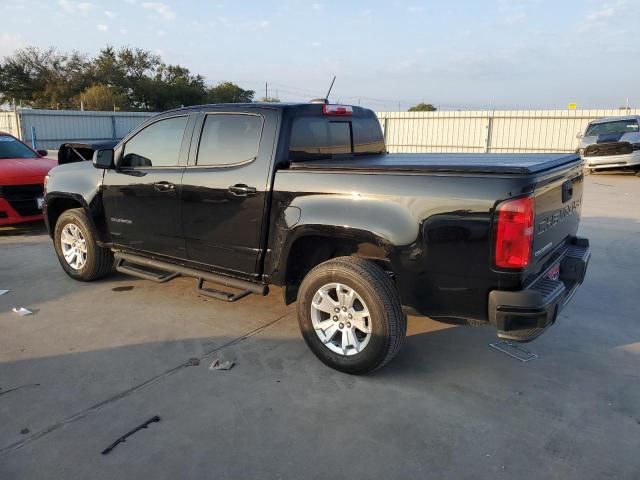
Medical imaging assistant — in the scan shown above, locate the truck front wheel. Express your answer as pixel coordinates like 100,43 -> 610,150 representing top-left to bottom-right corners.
53,208 -> 114,281
297,256 -> 406,374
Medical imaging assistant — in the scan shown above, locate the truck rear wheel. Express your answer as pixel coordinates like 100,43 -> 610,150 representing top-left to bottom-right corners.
297,256 -> 406,374
53,208 -> 114,281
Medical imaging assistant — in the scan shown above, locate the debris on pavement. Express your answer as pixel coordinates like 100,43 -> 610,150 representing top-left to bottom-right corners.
20,428 -> 30,435
209,358 -> 235,371
187,357 -> 200,367
0,289 -> 9,296
489,341 -> 538,362
112,286 -> 134,292
12,307 -> 33,316
101,415 -> 161,455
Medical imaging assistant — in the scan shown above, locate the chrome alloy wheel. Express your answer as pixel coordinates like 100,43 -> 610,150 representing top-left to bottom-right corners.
311,283 -> 372,356
60,223 -> 88,270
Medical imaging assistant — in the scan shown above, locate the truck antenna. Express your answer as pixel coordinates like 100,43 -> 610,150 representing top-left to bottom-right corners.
325,76 -> 336,103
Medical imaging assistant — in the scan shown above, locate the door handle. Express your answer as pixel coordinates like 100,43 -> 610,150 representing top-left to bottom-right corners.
154,181 -> 176,192
228,184 -> 257,196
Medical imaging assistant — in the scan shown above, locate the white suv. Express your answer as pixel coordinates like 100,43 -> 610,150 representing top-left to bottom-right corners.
577,115 -> 640,175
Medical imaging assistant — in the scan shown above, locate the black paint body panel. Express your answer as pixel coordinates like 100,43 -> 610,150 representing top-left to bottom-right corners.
44,102 -> 585,324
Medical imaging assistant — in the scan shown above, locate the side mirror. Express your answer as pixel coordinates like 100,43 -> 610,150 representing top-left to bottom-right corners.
36,149 -> 48,157
93,148 -> 115,169
576,132 -> 584,140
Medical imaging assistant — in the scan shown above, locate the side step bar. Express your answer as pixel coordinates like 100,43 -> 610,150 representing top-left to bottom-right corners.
114,252 -> 268,301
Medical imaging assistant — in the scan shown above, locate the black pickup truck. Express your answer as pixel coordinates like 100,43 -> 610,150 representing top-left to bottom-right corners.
43,102 -> 590,374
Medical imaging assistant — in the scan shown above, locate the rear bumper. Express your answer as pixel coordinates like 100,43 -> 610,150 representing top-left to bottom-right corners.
0,197 -> 44,226
488,237 -> 590,342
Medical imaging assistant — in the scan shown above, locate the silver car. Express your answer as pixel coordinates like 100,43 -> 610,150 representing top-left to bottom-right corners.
577,115 -> 640,175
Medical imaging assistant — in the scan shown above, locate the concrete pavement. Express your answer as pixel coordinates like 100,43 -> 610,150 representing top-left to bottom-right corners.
0,174 -> 639,479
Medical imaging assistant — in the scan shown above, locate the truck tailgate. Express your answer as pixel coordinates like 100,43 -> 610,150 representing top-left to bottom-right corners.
531,163 -> 584,268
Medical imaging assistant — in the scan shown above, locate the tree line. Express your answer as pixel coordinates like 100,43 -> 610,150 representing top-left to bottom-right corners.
0,46 -> 263,111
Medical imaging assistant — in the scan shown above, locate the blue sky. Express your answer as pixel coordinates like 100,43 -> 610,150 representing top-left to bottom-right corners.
1,0 -> 638,110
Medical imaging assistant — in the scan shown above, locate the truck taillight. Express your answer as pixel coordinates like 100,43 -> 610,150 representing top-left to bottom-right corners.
495,196 -> 534,269
322,104 -> 353,116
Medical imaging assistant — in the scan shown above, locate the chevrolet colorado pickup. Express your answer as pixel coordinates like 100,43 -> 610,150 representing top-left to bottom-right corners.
43,102 -> 590,374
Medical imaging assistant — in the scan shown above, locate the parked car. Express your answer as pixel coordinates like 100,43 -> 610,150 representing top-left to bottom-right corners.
577,115 -> 640,175
0,132 -> 57,226
43,102 -> 590,374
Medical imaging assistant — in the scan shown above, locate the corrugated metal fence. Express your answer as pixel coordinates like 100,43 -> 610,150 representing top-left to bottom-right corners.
0,109 -> 155,149
1,107 -> 638,153
376,109 -> 640,154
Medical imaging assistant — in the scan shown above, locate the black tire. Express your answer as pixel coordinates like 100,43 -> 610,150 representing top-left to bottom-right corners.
53,208 -> 114,281
297,256 -> 406,374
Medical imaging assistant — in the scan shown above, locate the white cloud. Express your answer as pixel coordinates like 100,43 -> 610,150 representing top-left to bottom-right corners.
495,0 -> 527,26
104,10 -> 117,18
141,2 -> 175,20
157,29 -> 166,36
120,28 -> 128,34
578,0 -> 629,33
311,41 -> 321,47
407,5 -> 424,13
57,0 -> 95,14
312,3 -> 322,10
97,24 -> 108,31
0,33 -> 24,57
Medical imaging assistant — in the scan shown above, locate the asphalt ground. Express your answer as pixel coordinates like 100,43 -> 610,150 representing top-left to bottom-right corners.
0,173 -> 638,479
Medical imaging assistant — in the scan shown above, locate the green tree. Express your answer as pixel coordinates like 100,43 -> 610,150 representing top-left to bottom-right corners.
408,102 -> 437,112
208,82 -> 255,103
77,84 -> 128,111
0,45 -> 255,111
0,47 -> 90,108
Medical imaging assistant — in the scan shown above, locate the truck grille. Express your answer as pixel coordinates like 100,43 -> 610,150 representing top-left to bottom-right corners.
584,142 -> 632,157
1,184 -> 44,217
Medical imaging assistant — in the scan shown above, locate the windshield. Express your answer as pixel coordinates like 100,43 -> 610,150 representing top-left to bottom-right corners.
0,135 -> 37,159
585,119 -> 639,137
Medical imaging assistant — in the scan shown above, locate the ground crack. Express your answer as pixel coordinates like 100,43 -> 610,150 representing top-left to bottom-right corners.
0,313 -> 292,457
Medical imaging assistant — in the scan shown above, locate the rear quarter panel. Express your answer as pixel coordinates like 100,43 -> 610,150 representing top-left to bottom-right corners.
266,169 -> 534,321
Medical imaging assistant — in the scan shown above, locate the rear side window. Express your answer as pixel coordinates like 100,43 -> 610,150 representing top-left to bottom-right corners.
197,114 -> 263,166
122,116 -> 188,168
289,116 -> 385,160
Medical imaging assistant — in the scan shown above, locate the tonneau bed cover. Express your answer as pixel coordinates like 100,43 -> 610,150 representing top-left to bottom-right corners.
290,153 -> 582,175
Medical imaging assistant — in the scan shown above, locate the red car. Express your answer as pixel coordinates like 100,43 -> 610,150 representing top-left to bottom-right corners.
0,132 -> 57,226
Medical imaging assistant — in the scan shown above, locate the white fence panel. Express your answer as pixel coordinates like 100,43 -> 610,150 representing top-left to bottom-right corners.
377,109 -> 640,154
0,111 -> 20,138
6,108 -> 640,153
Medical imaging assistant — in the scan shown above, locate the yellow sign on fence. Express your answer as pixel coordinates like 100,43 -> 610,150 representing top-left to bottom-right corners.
568,103 -> 577,110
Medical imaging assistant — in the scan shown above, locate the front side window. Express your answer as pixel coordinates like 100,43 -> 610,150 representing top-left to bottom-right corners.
0,135 -> 36,159
197,114 -> 263,166
121,116 -> 188,168
585,119 -> 639,137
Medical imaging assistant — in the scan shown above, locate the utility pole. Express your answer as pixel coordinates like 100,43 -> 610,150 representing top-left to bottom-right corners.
265,82 -> 268,100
